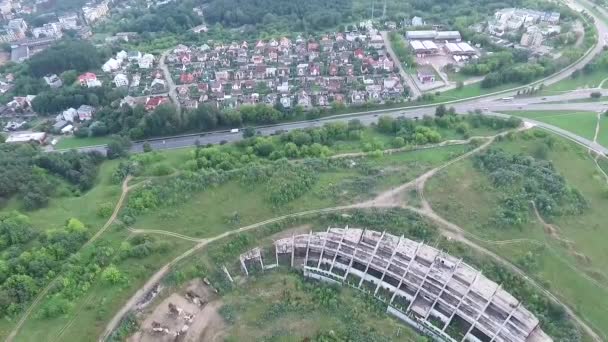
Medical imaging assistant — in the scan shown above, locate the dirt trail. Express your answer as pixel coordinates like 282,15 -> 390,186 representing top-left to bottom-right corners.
6,176 -> 135,342
101,127 -> 605,341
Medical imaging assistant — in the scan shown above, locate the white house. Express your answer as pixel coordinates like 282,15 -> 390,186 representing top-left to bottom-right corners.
102,58 -> 120,73
60,107 -> 77,122
127,51 -> 142,62
139,53 -> 154,69
113,73 -> 129,87
61,124 -> 74,134
116,50 -> 128,62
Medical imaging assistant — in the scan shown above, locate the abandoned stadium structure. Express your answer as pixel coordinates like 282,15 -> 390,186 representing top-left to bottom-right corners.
239,227 -> 551,342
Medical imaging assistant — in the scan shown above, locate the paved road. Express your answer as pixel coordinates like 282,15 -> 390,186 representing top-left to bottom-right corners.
381,30 -> 422,98
159,49 -> 180,113
68,97 -> 608,156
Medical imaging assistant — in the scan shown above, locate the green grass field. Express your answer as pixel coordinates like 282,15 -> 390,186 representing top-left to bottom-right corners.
426,132 -> 608,340
597,115 -> 608,147
431,83 -> 519,103
54,136 -> 114,150
130,144 -> 470,238
2,159 -> 122,233
504,110 -> 599,141
541,72 -> 608,95
220,271 -> 419,341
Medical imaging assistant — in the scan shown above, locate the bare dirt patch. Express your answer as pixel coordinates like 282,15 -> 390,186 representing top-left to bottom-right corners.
128,279 -> 226,342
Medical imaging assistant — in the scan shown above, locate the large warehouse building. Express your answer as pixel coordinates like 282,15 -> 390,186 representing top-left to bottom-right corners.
406,30 -> 462,41
240,227 -> 552,342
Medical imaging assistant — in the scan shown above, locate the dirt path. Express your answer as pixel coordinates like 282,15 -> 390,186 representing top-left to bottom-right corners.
5,176 -> 134,342
101,126 -> 605,341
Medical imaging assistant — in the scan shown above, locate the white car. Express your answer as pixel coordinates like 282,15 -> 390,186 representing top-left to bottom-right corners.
230,128 -> 239,133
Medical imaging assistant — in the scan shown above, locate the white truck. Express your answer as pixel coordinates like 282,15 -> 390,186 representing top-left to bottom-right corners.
230,128 -> 239,133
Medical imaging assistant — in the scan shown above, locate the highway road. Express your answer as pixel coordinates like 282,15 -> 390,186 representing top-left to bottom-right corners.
68,95 -> 608,155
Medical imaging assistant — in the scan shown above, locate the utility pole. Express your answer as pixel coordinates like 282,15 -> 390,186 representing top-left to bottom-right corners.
371,0 -> 375,21
382,0 -> 387,19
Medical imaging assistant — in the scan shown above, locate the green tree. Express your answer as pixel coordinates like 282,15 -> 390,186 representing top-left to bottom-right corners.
377,115 -> 395,133
102,265 -> 123,284
107,136 -> 132,159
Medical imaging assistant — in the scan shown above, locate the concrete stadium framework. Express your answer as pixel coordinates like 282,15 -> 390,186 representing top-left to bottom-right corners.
240,227 -> 552,342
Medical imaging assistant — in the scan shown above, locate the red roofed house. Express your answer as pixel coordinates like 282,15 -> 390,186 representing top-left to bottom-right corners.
354,48 -> 365,59
78,72 -> 101,88
180,73 -> 195,84
145,96 -> 170,111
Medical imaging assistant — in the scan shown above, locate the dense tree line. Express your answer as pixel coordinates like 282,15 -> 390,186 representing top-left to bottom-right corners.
0,144 -> 103,210
205,0 -> 350,32
26,39 -> 104,78
32,85 -> 126,115
86,103 -> 298,140
473,148 -> 587,227
100,0 -> 203,34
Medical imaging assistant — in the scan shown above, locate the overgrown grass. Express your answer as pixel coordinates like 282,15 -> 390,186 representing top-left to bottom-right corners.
129,144 -> 470,237
504,110 -> 598,141
15,227 -> 195,341
220,271 -> 419,341
426,130 -> 608,340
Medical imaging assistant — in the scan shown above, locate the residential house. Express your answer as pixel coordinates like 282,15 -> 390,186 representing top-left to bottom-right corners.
379,56 -> 394,71
417,67 -> 435,83
351,90 -> 366,105
60,107 -> 77,122
139,54 -> 154,69
60,124 -> 74,134
131,74 -> 141,87
215,70 -> 231,81
328,63 -> 339,76
77,105 -> 95,121
150,78 -> 166,92
183,100 -> 199,110
211,81 -> 223,93
180,73 -> 195,84
116,50 -> 128,62
277,81 -> 289,93
309,63 -> 321,77
297,64 -> 308,76
102,58 -> 120,72
280,95 -> 292,108
145,96 -> 170,111
127,51 -> 142,62
369,34 -> 384,49
7,95 -> 35,111
114,73 -> 129,87
78,73 -> 101,88
43,74 -> 62,88
174,44 -> 190,54
297,91 -> 312,108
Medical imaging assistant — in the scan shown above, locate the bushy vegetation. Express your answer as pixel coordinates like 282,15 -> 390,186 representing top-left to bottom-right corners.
0,144 -> 104,209
205,0 -> 350,33
388,31 -> 414,68
0,213 -> 89,317
473,148 -> 587,227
